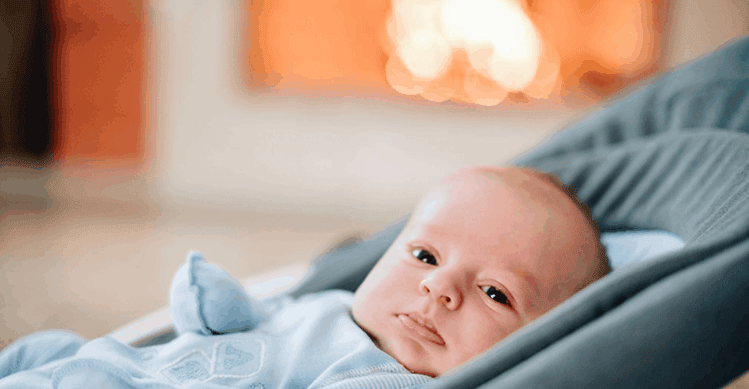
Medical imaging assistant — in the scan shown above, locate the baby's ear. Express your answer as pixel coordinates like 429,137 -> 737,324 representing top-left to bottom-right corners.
169,252 -> 267,335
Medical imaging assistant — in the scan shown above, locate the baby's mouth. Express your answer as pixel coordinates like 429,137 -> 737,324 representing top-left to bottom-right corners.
397,313 -> 445,346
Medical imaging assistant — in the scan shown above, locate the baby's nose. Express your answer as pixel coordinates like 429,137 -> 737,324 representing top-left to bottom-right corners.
420,278 -> 460,309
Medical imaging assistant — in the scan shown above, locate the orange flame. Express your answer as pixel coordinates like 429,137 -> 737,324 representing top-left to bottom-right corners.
245,0 -> 661,107
384,0 -> 655,106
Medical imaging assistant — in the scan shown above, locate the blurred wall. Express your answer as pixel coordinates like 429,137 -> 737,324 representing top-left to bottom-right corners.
23,0 -> 745,221
149,0 -> 580,222
664,0 -> 749,68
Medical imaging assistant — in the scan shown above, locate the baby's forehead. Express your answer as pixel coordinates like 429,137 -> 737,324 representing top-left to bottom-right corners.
414,169 -> 569,244
435,166 -> 569,210
416,166 -> 590,256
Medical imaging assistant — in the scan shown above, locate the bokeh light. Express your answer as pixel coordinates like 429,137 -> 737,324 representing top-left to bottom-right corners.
386,0 -> 550,105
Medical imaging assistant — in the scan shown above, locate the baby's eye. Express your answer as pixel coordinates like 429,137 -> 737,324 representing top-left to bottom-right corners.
411,248 -> 437,266
482,285 -> 511,307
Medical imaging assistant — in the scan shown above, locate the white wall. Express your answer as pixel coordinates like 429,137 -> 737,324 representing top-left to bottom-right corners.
147,0 -> 580,221
147,0 -> 748,221
664,0 -> 749,68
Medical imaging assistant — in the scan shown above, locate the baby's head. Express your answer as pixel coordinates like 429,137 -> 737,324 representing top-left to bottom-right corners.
351,165 -> 609,377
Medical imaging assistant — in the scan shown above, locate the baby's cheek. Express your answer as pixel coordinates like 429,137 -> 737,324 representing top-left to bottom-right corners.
460,319 -> 516,358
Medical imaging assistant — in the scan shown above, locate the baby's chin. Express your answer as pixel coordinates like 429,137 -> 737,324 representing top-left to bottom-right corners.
377,336 -> 442,377
389,348 -> 439,377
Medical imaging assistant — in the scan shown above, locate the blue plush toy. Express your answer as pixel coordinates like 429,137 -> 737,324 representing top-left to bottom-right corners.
169,252 -> 268,336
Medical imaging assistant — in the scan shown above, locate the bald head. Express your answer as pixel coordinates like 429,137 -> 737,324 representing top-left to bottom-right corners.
436,165 -> 609,307
352,164 -> 610,377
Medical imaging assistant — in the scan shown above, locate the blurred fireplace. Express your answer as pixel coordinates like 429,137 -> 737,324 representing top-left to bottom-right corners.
240,0 -> 669,108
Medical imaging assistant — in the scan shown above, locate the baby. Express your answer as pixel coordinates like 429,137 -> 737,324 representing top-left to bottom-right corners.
352,165 -> 609,377
0,165 -> 608,388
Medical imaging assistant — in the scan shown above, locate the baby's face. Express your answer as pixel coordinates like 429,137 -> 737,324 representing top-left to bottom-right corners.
351,167 -> 599,377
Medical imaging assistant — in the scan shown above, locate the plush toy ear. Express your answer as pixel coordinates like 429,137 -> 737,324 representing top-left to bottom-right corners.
169,252 -> 267,335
